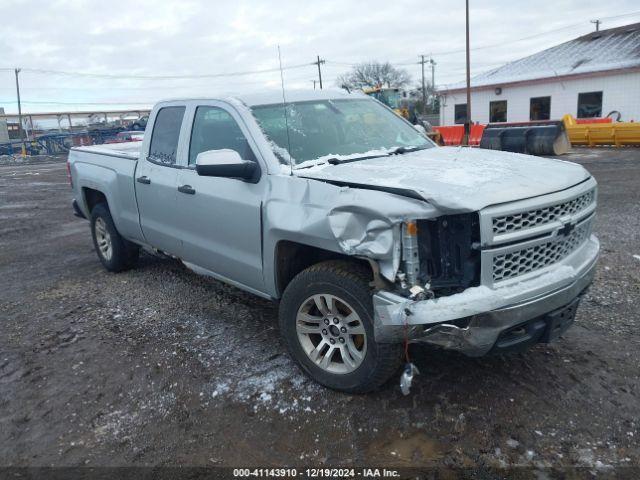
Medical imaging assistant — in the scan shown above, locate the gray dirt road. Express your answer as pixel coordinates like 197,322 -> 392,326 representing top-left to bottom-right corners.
0,149 -> 638,473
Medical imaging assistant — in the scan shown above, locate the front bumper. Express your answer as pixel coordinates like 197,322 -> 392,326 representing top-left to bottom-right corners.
372,234 -> 599,356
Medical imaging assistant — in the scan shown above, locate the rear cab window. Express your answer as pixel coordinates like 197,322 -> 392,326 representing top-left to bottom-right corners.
148,106 -> 186,165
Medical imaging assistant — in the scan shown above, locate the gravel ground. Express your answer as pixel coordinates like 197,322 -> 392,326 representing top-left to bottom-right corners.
0,154 -> 64,166
0,148 -> 638,476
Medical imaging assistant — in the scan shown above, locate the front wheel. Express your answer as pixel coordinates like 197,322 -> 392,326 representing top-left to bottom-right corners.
279,261 -> 403,393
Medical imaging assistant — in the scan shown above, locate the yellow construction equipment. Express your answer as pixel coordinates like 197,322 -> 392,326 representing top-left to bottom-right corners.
563,114 -> 640,147
363,86 -> 410,119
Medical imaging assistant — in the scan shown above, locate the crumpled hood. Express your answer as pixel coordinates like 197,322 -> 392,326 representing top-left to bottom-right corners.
297,146 -> 591,211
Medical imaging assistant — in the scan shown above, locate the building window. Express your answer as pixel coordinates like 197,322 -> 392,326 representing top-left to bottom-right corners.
454,104 -> 467,124
489,100 -> 507,123
530,96 -> 551,121
577,91 -> 603,118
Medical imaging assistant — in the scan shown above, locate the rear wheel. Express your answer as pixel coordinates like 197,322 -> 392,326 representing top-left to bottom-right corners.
279,261 -> 403,393
90,203 -> 139,272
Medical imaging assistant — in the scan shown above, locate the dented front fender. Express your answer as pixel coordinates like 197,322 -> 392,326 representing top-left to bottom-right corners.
262,175 -> 440,297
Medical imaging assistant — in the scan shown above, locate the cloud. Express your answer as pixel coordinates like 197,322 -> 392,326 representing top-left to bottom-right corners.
0,0 -> 638,112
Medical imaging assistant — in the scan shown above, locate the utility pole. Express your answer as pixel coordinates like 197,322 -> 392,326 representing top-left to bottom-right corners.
464,0 -> 472,146
14,68 -> 26,157
590,19 -> 601,31
420,55 -> 427,115
311,80 -> 317,90
430,57 -> 436,108
314,55 -> 325,89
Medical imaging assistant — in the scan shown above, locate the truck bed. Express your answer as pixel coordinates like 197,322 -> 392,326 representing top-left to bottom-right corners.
72,142 -> 141,161
68,142 -> 144,242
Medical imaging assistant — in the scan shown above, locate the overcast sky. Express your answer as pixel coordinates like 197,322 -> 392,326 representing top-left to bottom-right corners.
1,0 -> 639,113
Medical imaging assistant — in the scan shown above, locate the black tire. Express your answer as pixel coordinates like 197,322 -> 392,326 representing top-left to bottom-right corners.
279,260 -> 403,393
90,203 -> 139,272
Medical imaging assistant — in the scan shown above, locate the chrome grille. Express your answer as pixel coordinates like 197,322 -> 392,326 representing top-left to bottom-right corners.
492,189 -> 595,236
492,217 -> 593,282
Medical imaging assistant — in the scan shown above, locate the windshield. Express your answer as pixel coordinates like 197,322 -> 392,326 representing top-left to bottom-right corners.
251,98 -> 433,168
378,90 -> 401,109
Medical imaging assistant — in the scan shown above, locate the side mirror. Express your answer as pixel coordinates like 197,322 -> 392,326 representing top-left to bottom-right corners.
195,149 -> 257,180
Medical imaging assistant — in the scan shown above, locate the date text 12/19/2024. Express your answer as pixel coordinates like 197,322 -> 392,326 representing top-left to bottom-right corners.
233,468 -> 401,478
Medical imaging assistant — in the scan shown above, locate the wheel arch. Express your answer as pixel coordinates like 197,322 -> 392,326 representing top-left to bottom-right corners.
82,187 -> 108,214
274,240 -> 380,298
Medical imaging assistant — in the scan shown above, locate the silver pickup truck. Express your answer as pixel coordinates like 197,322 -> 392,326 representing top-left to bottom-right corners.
68,90 -> 599,393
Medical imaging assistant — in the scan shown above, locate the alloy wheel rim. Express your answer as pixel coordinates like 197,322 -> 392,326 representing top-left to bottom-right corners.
94,217 -> 113,261
296,294 -> 367,374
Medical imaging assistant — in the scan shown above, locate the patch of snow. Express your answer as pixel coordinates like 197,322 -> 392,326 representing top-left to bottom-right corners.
440,25 -> 640,91
93,392 -> 176,444
211,382 -> 230,398
576,448 -> 594,466
279,163 -> 293,175
292,149 -> 393,172
237,88 -> 360,108
595,460 -> 613,471
171,317 -> 324,416
258,392 -> 272,403
506,438 -> 520,449
409,264 -> 583,323
298,146 -> 590,212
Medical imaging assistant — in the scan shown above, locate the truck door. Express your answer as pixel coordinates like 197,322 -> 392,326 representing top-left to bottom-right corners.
135,105 -> 186,256
175,104 -> 265,293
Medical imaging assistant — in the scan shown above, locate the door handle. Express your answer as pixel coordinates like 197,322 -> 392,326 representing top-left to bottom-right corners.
178,184 -> 196,195
136,176 -> 151,184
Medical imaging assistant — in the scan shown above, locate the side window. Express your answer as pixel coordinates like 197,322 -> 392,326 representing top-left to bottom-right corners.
148,106 -> 185,165
454,104 -> 467,124
489,100 -> 507,123
189,106 -> 256,165
530,96 -> 551,121
577,91 -> 603,118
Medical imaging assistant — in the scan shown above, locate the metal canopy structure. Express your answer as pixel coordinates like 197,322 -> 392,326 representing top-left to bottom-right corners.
0,108 -> 150,156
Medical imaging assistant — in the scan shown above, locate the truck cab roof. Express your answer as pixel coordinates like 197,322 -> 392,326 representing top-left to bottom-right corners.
155,88 -> 364,108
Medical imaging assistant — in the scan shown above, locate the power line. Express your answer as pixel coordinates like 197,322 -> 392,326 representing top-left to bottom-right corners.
0,76 -> 297,91
2,9 -> 639,111
3,11 -> 636,84
2,63 -> 314,80
326,10 -> 640,67
429,10 -> 640,56
0,99 -> 153,106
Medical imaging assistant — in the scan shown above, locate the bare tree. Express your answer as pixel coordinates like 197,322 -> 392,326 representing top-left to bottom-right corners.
336,62 -> 411,90
408,83 -> 440,114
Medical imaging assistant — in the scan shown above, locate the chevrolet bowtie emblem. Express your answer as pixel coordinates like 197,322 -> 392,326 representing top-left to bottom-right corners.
558,222 -> 576,237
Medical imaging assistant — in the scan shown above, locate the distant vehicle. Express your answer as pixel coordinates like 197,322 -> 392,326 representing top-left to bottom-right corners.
67,90 -> 599,393
131,115 -> 148,131
363,86 -> 410,119
103,131 -> 144,144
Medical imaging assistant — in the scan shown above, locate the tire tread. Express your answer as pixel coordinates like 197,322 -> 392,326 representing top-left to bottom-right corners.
90,203 -> 139,272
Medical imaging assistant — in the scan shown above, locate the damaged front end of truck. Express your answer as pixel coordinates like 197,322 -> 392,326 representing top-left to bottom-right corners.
242,91 -> 599,358
370,177 -> 599,356
264,170 -> 599,357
